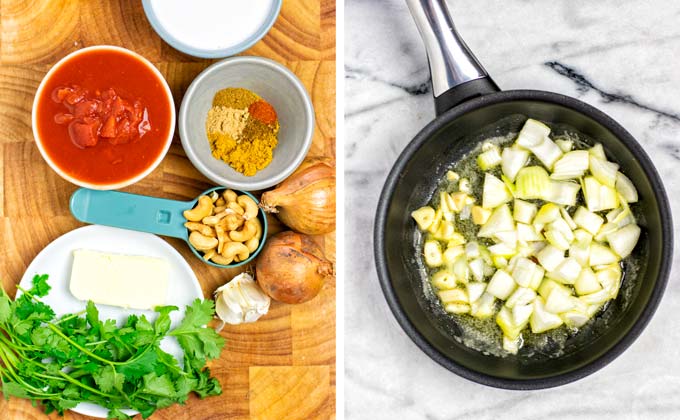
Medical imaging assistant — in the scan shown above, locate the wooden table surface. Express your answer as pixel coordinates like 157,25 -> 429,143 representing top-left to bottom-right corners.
0,1 -> 336,419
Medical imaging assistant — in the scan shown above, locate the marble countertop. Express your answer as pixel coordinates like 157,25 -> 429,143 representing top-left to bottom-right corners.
344,0 -> 680,418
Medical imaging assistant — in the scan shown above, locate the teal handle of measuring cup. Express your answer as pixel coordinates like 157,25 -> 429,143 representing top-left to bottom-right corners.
69,188 -> 193,241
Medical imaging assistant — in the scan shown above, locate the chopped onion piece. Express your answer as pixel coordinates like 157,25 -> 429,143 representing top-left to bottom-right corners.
497,306 -> 523,340
546,181 -> 580,206
589,143 -> 606,159
549,218 -> 575,242
560,207 -> 577,230
466,282 -> 487,303
515,166 -> 551,200
534,203 -> 561,224
589,243 -> 620,266
503,335 -> 520,354
583,176 -> 619,212
596,265 -> 622,298
616,172 -> 638,203
545,286 -> 576,313
574,267 -> 601,295
569,242 -> 591,267
555,139 -> 574,152
486,269 -> 517,300
551,150 -> 589,180
589,155 -> 619,188
493,230 -> 518,246
470,292 -> 496,319
545,230 -> 570,251
477,147 -> 503,170
465,241 -> 480,259
506,287 -> 537,308
579,289 -> 611,305
530,297 -> 564,333
512,303 -> 534,326
511,256 -> 538,287
573,207 -> 604,235
595,222 -> 619,242
606,223 -> 641,259
516,118 -> 551,148
452,256 -> 470,283
443,245 -> 464,265
531,136 -> 564,169
482,173 -> 512,209
478,204 -> 514,238
517,223 -> 542,242
468,258 -> 485,282
513,199 -> 537,224
548,257 -> 582,285
536,244 -> 565,272
501,148 -> 530,182
488,242 -> 517,258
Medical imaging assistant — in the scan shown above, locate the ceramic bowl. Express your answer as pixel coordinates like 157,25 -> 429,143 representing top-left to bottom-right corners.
32,45 -> 175,190
179,56 -> 314,191
141,0 -> 282,59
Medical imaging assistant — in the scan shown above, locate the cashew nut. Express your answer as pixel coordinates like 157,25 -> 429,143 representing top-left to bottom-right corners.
224,213 -> 244,231
214,205 -> 227,214
252,217 -> 263,240
237,195 -> 259,220
203,249 -> 216,261
184,196 -> 213,222
202,210 -> 229,226
220,242 -> 249,263
223,189 -> 238,203
184,222 -> 215,237
229,218 -> 258,242
215,221 -> 230,254
227,201 -> 245,216
189,231 -> 218,251
210,254 -> 234,265
215,197 -> 226,207
245,236 -> 259,253
209,191 -> 219,202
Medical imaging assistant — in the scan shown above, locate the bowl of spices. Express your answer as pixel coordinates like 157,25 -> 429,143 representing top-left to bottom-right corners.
179,56 -> 314,191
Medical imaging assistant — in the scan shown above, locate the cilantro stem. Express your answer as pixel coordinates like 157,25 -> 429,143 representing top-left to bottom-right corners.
53,311 -> 86,325
50,371 -> 117,399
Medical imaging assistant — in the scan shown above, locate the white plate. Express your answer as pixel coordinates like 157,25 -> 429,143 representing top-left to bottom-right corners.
19,225 -> 203,418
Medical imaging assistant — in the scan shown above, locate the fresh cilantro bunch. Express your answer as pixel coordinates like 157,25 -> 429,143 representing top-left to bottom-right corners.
0,274 -> 225,419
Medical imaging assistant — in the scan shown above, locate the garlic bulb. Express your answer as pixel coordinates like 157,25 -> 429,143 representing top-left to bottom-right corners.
214,273 -> 270,326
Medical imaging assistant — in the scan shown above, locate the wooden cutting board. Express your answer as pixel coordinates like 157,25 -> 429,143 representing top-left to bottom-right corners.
0,1 -> 336,419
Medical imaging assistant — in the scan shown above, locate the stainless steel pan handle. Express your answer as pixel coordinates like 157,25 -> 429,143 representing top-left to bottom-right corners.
406,0 -> 499,114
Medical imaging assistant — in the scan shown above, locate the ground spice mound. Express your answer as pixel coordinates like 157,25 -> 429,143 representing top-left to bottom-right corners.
205,87 -> 279,176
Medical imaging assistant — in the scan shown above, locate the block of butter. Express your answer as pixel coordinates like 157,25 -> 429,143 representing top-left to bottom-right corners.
70,249 -> 169,310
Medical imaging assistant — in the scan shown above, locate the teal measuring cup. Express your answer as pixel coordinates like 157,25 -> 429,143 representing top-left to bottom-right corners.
69,186 -> 268,268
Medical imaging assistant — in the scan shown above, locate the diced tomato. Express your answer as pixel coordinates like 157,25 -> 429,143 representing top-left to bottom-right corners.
51,85 -> 151,148
54,113 -> 74,124
68,121 -> 100,148
100,116 -> 117,138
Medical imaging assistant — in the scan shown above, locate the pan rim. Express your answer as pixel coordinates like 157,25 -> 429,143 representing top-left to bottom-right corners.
373,89 -> 673,390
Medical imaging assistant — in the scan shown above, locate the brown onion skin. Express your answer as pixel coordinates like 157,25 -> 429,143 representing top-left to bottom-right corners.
255,231 -> 333,304
261,158 -> 336,235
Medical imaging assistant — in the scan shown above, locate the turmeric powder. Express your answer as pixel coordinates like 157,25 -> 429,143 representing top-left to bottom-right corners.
205,88 -> 279,176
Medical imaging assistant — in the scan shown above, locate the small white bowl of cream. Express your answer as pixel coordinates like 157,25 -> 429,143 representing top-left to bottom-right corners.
142,0 -> 282,58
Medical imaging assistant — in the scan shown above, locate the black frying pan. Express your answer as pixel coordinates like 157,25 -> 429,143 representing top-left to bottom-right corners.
374,0 -> 673,389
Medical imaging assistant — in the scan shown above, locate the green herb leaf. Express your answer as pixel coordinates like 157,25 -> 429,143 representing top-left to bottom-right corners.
31,274 -> 51,297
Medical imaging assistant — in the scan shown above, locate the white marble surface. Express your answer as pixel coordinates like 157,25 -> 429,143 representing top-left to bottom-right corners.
344,1 -> 680,418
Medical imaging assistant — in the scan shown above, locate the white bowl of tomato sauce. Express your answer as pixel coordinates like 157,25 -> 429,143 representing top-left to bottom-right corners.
32,45 -> 175,190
